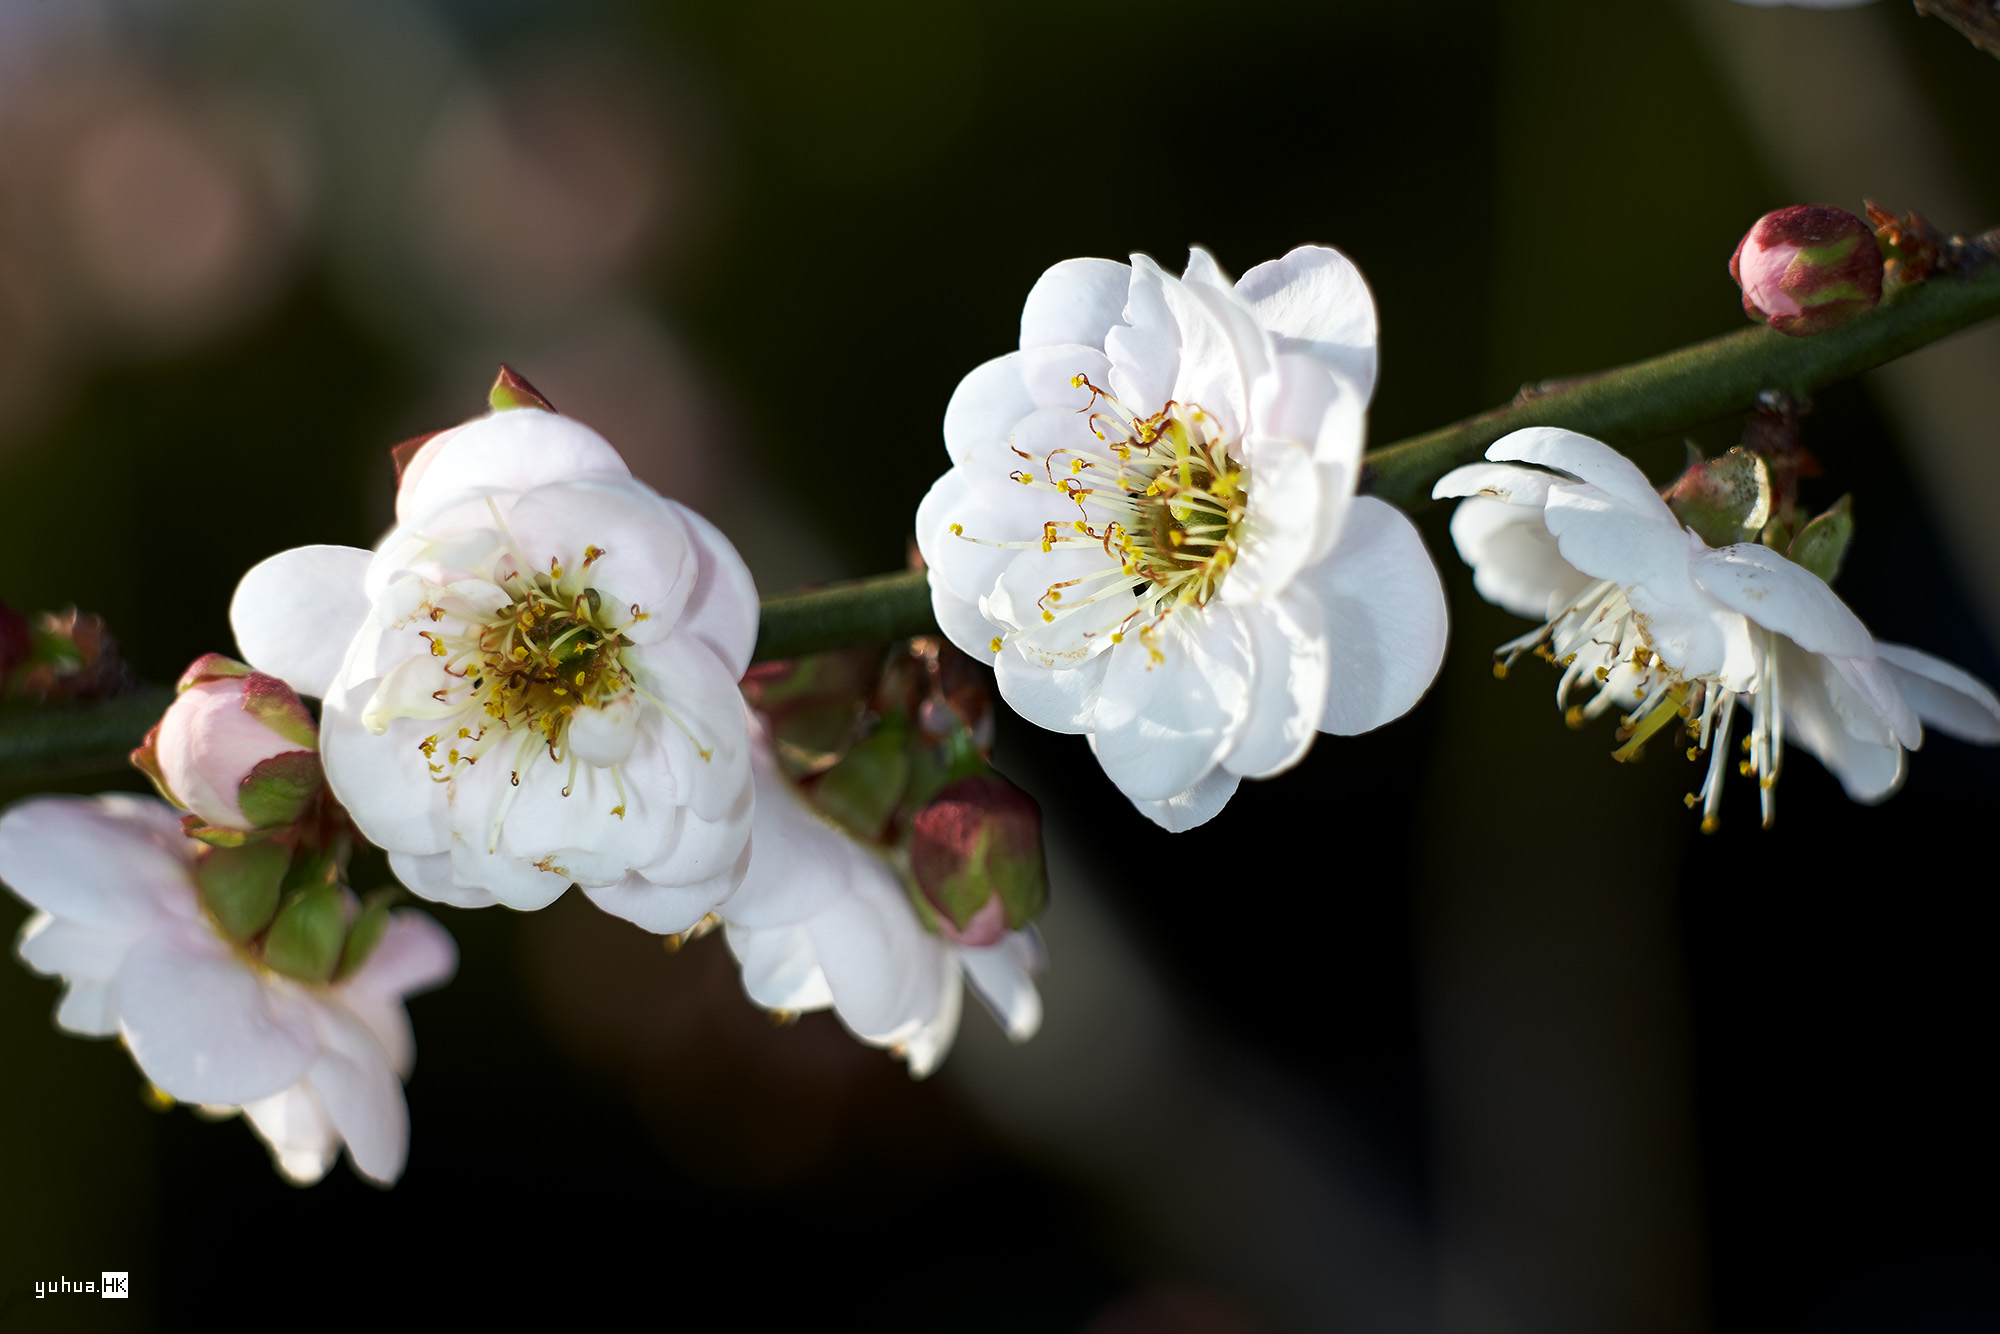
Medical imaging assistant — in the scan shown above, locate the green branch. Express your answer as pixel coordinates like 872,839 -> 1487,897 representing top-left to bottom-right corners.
1362,261 -> 2000,508
0,687 -> 172,784
5,263 -> 1998,782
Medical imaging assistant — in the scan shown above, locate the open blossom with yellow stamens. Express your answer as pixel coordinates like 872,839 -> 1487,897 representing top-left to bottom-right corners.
229,373 -> 759,930
916,246 -> 1449,830
1434,428 -> 2000,829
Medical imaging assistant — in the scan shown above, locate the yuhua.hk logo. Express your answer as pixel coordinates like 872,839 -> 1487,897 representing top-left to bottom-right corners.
31,1272 -> 128,1298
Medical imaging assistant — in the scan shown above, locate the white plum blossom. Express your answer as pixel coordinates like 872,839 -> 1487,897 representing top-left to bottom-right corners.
1435,428 -> 2000,827
915,247 -> 1449,831
230,399 -> 760,932
0,793 -> 455,1185
719,726 -> 1042,1076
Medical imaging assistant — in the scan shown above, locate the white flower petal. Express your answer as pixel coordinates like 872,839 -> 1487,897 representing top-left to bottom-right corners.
725,922 -> 835,1013
1234,245 -> 1379,404
320,689 -> 452,855
1090,614 -> 1254,802
1224,593 -> 1330,778
1488,427 -> 1677,522
958,938 -> 1043,1041
1690,543 -> 1874,659
16,913 -> 138,982
1778,642 -> 1906,802
1448,497 -> 1593,621
502,478 -> 694,645
993,650 -> 1106,735
1105,254 -> 1180,416
900,956 -> 964,1079
808,866 -> 947,1043
943,353 -> 1036,467
230,545 -> 375,699
1019,256 -> 1130,351
242,1085 -> 340,1186
1874,642 -> 2000,743
305,1003 -> 409,1185
626,632 -> 755,825
581,847 -> 747,934
396,410 -> 630,528
1224,441 -> 1321,603
1432,461 -> 1560,507
346,910 -> 458,1002
722,758 -> 853,928
448,830 -> 572,911
56,979 -> 120,1037
0,795 -> 191,930
634,780 -> 754,890
671,503 -> 760,678
387,850 -> 498,908
116,928 -> 318,1105
1126,766 -> 1241,832
1539,485 -> 1697,598
1295,496 -> 1449,735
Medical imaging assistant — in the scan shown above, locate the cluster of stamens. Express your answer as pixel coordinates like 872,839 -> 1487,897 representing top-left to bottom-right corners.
409,541 -> 646,817
952,374 -> 1248,663
1495,579 -> 1785,831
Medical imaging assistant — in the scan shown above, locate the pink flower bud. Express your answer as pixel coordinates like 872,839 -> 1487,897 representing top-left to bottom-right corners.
135,654 -> 322,834
1730,205 -> 1883,337
909,775 -> 1048,946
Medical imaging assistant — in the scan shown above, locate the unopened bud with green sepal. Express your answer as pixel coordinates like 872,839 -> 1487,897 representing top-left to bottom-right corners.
909,775 -> 1048,947
811,714 -> 910,840
1787,494 -> 1854,584
133,653 -> 323,842
1731,205 -> 1884,338
1666,447 -> 1773,548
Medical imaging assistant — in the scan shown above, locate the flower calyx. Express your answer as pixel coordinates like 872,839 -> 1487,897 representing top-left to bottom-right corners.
1784,494 -> 1854,585
1731,205 -> 1884,337
132,654 -> 325,845
1665,447 -> 1773,547
195,834 -> 397,984
748,637 -> 1050,939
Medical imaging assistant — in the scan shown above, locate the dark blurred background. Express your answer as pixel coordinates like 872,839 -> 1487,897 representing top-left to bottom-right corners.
3,0 -> 1998,1329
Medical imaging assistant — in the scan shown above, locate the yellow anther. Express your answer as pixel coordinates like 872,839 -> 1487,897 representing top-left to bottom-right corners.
989,637 -> 1003,652
1739,760 -> 1754,776
458,728 -> 472,739
950,523 -> 964,536
448,749 -> 460,763
428,638 -> 446,657
1070,460 -> 1083,474
1040,540 -> 1052,553
584,545 -> 605,566
1073,521 -> 1087,533
1070,373 -> 1087,387
1018,474 -> 1033,485
1048,590 -> 1062,602
512,646 -> 528,661
1595,666 -> 1609,682
1687,747 -> 1699,761
1565,705 -> 1585,729
611,805 -> 626,819
1700,816 -> 1719,834
1111,632 -> 1123,643
1684,792 -> 1698,808
1492,662 -> 1508,680
1760,776 -> 1775,790
575,671 -> 587,686
551,560 -> 564,579
1042,610 -> 1054,622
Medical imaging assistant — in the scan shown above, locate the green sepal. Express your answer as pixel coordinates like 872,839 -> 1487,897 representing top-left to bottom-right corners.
262,883 -> 347,984
1787,494 -> 1854,585
488,364 -> 557,413
335,890 -> 399,982
237,750 -> 322,829
811,714 -> 909,841
239,674 -> 318,750
181,814 -> 253,848
195,840 -> 289,943
902,717 -> 989,815
176,653 -> 253,692
1665,447 -> 1772,548
1759,517 -> 1793,553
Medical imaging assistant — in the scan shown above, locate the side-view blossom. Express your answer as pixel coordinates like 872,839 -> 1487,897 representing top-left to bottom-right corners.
229,369 -> 760,932
1435,428 -> 2000,827
0,793 -> 455,1185
720,724 -> 1042,1077
915,246 -> 1448,831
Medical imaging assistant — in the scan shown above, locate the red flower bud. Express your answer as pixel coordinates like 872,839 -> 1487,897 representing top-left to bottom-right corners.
909,775 -> 1047,946
1730,205 -> 1883,337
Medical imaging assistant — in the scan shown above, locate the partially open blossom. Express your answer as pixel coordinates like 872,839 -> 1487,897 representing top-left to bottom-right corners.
1435,428 -> 2000,827
229,370 -> 760,931
0,793 -> 455,1185
721,724 -> 1043,1076
1731,206 -> 1883,337
132,654 -> 321,837
915,247 -> 1449,831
